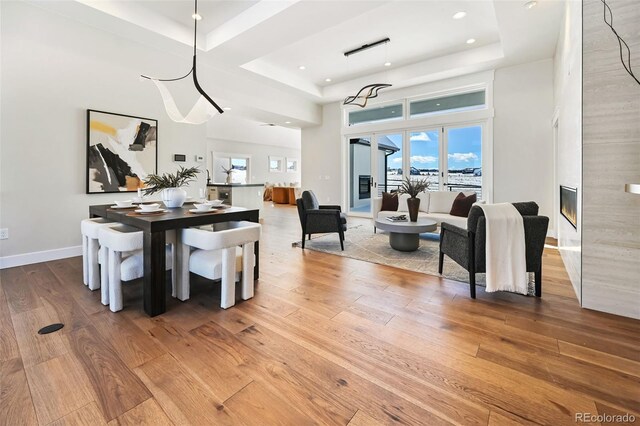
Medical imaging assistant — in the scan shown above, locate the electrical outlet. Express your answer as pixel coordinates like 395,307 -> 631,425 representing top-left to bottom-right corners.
0,228 -> 8,240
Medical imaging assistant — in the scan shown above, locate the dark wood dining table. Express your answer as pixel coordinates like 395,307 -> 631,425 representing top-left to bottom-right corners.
89,203 -> 260,317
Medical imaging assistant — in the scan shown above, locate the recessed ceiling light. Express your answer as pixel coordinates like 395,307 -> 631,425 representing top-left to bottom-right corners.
285,121 -> 291,124
524,1 -> 537,9
298,65 -> 306,70
453,11 -> 466,19
384,62 -> 392,67
436,103 -> 441,106
325,78 -> 332,82
192,13 -> 202,20
466,38 -> 476,44
222,107 -> 231,111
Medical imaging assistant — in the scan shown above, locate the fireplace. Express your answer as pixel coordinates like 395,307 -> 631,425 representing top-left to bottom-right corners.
358,175 -> 371,199
560,185 -> 577,229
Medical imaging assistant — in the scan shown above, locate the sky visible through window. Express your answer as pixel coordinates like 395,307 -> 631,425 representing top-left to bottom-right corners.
382,126 -> 482,196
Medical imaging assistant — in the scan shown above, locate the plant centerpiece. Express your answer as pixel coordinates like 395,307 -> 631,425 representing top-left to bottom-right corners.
398,177 -> 430,222
221,165 -> 233,184
143,166 -> 200,208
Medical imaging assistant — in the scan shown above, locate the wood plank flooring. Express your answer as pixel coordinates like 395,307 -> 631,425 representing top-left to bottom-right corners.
1,203 -> 639,425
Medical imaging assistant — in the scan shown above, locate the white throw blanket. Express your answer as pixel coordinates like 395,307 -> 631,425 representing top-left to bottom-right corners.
479,203 -> 528,295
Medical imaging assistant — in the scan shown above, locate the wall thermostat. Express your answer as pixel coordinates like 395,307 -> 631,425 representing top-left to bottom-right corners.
173,154 -> 186,162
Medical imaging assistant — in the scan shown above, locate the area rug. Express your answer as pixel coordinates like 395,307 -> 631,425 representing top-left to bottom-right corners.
293,224 -> 536,295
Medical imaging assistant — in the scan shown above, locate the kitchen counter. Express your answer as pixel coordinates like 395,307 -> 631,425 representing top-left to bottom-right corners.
207,183 -> 264,218
207,183 -> 264,187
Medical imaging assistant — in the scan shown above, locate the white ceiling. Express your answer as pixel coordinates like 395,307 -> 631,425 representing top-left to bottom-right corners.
33,0 -> 566,127
151,0 -> 259,34
248,1 -> 501,87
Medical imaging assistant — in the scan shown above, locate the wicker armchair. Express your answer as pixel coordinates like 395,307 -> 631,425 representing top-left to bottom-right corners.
438,202 -> 549,298
296,191 -> 347,250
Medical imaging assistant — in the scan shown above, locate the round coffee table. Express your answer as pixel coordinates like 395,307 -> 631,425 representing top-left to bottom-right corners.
374,218 -> 437,252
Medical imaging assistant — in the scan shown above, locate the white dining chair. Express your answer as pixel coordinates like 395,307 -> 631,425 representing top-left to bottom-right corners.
81,218 -> 116,291
178,221 -> 261,309
98,225 -> 177,312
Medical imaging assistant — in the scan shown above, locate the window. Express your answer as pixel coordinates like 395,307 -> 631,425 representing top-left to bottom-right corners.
213,155 -> 250,184
377,134 -> 402,195
269,156 -> 284,172
230,158 -> 248,183
409,130 -> 440,190
410,90 -> 485,118
286,158 -> 298,172
348,103 -> 403,126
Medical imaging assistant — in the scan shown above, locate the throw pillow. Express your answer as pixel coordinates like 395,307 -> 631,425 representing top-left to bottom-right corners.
397,193 -> 410,212
381,192 -> 399,211
428,191 -> 460,213
417,191 -> 430,212
450,192 -> 477,217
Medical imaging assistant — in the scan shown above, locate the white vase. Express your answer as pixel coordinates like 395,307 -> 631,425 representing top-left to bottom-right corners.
226,174 -> 232,184
161,187 -> 187,208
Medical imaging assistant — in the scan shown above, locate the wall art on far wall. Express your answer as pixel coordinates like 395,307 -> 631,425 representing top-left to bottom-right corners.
86,109 -> 158,194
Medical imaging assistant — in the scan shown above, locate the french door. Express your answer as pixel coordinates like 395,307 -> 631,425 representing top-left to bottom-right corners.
408,124 -> 483,198
347,123 -> 483,216
347,133 -> 403,216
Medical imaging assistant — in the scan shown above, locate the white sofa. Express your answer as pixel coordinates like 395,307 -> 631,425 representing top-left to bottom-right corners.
373,191 -> 483,230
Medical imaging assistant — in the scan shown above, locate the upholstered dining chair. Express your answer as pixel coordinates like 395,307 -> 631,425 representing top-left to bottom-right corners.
98,226 -> 176,312
438,202 -> 549,299
296,190 -> 347,250
178,221 -> 261,309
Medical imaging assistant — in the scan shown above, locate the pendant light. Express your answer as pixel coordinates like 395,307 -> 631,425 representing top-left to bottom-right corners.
343,38 -> 393,108
140,0 -> 224,124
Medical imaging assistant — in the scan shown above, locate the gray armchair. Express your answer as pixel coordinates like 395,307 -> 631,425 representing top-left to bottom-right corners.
296,191 -> 347,250
438,202 -> 549,299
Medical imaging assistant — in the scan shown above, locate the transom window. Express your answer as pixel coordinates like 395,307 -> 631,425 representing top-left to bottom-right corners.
409,90 -> 485,118
348,103 -> 403,126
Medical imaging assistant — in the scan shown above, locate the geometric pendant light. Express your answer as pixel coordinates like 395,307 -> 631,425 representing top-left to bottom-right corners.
140,0 -> 224,124
343,37 -> 393,108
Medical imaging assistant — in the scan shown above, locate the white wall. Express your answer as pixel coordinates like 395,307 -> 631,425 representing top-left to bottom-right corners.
207,139 -> 301,185
493,59 -> 555,232
205,113 -> 301,186
0,2 -> 208,262
303,63 -> 555,218
301,102 -> 342,205
553,0 -> 582,300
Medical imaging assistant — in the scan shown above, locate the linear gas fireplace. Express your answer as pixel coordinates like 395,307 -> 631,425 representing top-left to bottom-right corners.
359,175 -> 371,199
560,185 -> 578,229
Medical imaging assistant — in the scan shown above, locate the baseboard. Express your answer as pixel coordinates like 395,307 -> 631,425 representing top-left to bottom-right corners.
0,245 -> 82,270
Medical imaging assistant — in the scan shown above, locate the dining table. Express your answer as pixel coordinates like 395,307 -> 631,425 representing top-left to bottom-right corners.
89,202 -> 260,317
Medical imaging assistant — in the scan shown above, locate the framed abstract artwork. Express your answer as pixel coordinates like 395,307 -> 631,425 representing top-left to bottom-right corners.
86,109 -> 158,193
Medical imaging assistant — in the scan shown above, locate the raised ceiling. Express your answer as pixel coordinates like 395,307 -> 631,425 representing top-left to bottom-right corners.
34,0 -> 565,126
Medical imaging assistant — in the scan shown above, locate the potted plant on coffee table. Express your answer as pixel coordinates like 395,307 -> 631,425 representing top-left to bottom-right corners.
143,166 -> 200,208
398,177 -> 430,222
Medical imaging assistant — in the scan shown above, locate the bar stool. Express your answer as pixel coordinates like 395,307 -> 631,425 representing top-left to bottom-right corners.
179,221 -> 261,309
81,218 -> 116,290
98,225 -> 177,312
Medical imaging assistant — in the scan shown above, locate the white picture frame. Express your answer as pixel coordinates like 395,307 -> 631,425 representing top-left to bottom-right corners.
269,156 -> 284,172
286,158 -> 299,173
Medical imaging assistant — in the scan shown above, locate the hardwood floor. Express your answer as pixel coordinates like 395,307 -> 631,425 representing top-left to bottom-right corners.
1,203 -> 639,425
